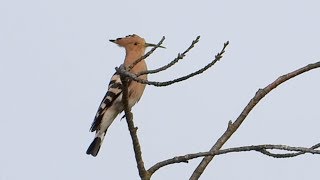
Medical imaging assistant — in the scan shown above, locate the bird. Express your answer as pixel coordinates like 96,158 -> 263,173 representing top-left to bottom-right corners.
86,34 -> 165,157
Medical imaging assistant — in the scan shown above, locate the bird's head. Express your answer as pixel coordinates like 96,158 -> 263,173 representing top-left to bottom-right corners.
109,34 -> 165,51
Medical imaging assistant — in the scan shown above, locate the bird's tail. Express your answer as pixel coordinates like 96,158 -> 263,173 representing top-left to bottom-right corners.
86,131 -> 105,157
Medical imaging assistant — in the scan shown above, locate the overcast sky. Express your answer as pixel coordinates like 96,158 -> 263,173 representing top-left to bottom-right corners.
1,0 -> 319,179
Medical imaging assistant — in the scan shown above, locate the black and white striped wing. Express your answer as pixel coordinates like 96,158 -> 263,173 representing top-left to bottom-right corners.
90,72 -> 123,132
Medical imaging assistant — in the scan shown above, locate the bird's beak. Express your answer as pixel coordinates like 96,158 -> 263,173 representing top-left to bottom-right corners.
109,39 -> 116,43
145,43 -> 165,48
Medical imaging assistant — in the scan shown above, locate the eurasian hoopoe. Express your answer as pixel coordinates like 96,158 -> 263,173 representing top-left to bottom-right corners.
86,34 -> 164,157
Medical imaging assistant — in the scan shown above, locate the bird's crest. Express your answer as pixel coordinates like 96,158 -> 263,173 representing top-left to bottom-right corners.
109,34 -> 146,48
109,34 -> 165,49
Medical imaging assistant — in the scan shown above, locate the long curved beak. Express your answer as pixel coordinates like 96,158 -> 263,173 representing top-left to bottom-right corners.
145,43 -> 165,48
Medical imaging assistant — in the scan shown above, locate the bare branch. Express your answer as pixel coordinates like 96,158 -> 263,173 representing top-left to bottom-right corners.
190,61 -> 320,180
258,143 -> 320,158
116,41 -> 229,87
137,36 -> 201,76
127,36 -> 166,71
148,143 -> 320,175
119,65 -> 150,180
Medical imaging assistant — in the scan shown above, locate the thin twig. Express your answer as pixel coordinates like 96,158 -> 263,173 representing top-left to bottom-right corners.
148,143 -> 320,175
116,41 -> 229,87
119,64 -> 150,180
127,36 -> 166,71
137,36 -> 201,76
190,61 -> 320,180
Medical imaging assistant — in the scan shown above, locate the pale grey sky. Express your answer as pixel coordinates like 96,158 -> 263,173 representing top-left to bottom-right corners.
1,0 -> 319,179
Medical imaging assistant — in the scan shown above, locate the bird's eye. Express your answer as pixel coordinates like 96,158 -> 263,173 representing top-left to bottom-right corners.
134,42 -> 138,45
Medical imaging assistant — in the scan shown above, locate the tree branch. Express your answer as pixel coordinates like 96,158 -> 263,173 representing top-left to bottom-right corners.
148,143 -> 320,175
190,61 -> 320,180
258,143 -> 320,158
116,41 -> 229,87
116,34 -> 319,179
119,65 -> 150,180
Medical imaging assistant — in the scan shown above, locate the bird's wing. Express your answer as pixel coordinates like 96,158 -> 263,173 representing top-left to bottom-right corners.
90,72 -> 124,132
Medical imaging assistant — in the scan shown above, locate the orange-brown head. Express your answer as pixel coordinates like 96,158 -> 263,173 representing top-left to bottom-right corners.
109,34 -> 164,52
